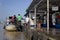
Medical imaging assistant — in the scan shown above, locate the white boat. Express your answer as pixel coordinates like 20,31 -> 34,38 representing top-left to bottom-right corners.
3,18 -> 17,31
5,24 -> 17,31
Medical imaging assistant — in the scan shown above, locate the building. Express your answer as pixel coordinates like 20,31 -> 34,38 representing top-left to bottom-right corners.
24,0 -> 60,28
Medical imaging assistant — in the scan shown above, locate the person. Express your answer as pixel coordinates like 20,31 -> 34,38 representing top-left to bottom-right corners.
29,18 -> 35,29
17,14 -> 22,23
10,15 -> 16,24
11,16 -> 14,24
25,16 -> 30,24
25,16 -> 35,29
37,20 -> 43,31
6,18 -> 10,25
9,16 -> 12,24
25,16 -> 30,29
17,14 -> 22,31
13,15 -> 17,25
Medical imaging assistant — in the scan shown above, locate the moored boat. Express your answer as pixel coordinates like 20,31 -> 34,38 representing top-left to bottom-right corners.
5,24 -> 17,31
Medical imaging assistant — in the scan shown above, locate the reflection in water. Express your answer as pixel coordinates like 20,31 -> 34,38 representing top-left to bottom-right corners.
4,31 -> 25,40
1,24 -> 60,40
0,25 -> 26,40
52,29 -> 56,35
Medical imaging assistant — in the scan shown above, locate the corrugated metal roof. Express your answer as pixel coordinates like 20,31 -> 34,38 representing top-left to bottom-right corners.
28,0 -> 60,10
28,0 -> 41,10
24,0 -> 60,16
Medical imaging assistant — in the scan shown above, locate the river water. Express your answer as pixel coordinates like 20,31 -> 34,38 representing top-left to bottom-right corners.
0,24 -> 26,40
1,23 -> 60,40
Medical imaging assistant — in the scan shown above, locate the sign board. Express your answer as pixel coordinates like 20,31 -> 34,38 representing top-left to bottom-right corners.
52,6 -> 59,11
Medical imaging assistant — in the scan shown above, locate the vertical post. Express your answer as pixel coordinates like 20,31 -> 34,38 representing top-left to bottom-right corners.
47,0 -> 49,34
34,7 -> 36,28
29,12 -> 31,29
29,11 -> 31,18
34,0 -> 43,29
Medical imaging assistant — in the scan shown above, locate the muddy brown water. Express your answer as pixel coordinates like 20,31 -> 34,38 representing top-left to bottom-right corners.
1,24 -> 60,40
0,24 -> 26,40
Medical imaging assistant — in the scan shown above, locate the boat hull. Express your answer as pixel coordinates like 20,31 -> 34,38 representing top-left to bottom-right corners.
5,25 -> 17,31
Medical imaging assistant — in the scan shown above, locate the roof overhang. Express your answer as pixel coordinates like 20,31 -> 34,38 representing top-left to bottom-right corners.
25,0 -> 60,16
28,0 -> 60,11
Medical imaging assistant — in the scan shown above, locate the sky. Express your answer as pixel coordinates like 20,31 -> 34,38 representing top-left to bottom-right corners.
0,0 -> 32,21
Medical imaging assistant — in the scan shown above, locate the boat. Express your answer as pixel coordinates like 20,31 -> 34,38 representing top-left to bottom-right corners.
4,24 -> 17,31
